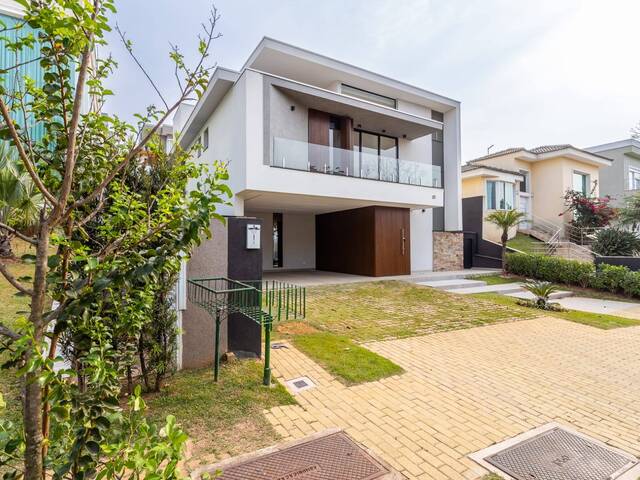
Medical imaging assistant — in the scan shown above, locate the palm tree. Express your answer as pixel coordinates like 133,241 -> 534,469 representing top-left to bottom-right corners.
522,280 -> 559,309
485,209 -> 525,273
0,142 -> 43,257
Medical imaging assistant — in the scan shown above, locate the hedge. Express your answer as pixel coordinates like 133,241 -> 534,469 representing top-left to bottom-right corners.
505,253 -> 640,297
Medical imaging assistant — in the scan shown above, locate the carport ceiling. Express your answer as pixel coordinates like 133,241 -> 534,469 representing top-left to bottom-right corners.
243,191 -> 425,214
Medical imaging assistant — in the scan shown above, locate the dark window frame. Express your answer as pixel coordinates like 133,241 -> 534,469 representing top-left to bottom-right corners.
341,83 -> 397,109
203,127 -> 209,151
353,128 -> 399,158
272,213 -> 283,268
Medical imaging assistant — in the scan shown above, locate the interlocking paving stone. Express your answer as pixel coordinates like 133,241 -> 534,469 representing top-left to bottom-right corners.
266,317 -> 640,479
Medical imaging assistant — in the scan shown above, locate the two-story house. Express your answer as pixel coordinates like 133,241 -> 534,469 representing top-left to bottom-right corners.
460,145 -> 612,267
173,38 -> 462,368
586,138 -> 640,206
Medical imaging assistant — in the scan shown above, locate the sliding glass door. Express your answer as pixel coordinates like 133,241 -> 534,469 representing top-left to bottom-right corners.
352,130 -> 398,182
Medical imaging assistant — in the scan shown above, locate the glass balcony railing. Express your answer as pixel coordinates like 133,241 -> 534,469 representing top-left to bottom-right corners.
271,137 -> 443,188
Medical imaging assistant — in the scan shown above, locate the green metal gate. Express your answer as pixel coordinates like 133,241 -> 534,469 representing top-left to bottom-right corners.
187,278 -> 305,385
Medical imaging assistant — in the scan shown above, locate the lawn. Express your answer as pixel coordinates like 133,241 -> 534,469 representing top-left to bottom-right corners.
291,332 -> 403,385
300,280 -> 537,342
473,293 -> 640,330
145,361 -> 295,466
508,233 -> 544,254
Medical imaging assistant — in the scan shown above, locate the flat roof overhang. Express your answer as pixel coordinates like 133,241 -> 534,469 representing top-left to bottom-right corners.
267,75 -> 442,141
244,37 -> 460,112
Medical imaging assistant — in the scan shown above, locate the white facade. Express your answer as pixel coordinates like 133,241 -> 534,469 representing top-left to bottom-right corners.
175,37 -> 462,274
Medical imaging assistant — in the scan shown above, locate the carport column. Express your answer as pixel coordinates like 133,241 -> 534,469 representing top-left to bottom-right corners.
443,107 -> 462,232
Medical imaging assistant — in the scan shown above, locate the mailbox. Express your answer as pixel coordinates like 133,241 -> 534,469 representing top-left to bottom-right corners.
246,224 -> 261,249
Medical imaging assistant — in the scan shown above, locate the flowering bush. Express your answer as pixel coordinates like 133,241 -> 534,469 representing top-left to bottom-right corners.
562,190 -> 617,229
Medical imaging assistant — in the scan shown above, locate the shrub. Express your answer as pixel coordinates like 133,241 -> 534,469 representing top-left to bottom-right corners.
506,253 -> 595,287
591,228 -> 640,256
590,264 -> 628,293
506,252 -> 640,298
621,270 -> 640,297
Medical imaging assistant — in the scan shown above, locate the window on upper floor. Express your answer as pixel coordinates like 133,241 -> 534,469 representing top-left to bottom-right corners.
195,134 -> 202,158
203,127 -> 209,151
341,83 -> 397,109
487,180 -> 515,210
572,171 -> 589,195
629,168 -> 640,190
431,110 -> 444,122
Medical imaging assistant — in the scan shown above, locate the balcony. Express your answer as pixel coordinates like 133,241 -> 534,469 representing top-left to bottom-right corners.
272,137 -> 442,188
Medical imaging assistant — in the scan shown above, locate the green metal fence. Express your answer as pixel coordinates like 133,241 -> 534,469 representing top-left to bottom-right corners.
187,277 -> 305,385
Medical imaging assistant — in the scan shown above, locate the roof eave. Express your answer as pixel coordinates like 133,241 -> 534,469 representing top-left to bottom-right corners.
536,148 -> 613,167
177,67 -> 240,149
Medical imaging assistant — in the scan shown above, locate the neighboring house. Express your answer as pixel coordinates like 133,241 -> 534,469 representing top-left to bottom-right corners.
460,145 -> 612,266
173,37 -> 463,368
0,0 -> 47,141
0,0 -> 90,138
586,138 -> 640,206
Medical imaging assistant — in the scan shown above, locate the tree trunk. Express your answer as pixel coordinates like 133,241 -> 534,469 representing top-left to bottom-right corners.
24,219 -> 50,480
0,232 -> 14,258
501,229 -> 509,274
138,335 -> 150,391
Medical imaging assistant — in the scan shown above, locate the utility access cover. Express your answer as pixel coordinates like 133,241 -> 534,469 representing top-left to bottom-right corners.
216,431 -> 390,480
485,426 -> 637,480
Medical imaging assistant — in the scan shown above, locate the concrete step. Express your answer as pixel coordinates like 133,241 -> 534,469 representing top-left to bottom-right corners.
418,279 -> 487,290
448,283 -> 525,295
505,290 -> 574,301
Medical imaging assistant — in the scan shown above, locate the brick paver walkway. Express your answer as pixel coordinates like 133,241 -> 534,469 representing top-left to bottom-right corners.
265,317 -> 640,479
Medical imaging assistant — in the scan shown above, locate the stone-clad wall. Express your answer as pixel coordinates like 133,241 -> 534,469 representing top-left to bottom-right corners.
432,232 -> 464,271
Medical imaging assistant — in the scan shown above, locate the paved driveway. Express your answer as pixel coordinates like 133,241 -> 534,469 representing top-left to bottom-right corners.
265,317 -> 640,479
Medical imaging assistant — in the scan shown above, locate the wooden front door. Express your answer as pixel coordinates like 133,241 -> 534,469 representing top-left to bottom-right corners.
374,207 -> 410,276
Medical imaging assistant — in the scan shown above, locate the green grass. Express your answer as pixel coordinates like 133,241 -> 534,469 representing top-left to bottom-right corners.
473,293 -> 640,330
291,332 -> 403,385
145,361 -> 295,459
468,274 -> 520,285
508,233 -> 544,254
302,281 -> 536,342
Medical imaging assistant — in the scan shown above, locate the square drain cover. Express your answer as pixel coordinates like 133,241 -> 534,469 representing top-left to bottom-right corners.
214,431 -> 391,480
285,376 -> 316,394
485,427 -> 637,480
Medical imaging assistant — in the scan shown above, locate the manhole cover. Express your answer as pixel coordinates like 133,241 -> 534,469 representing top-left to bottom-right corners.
216,431 -> 390,480
485,427 -> 637,480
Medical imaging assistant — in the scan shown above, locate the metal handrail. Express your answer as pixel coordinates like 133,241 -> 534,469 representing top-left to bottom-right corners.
187,277 -> 305,385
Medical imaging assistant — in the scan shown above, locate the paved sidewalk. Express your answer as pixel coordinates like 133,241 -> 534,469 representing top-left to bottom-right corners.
265,317 -> 640,479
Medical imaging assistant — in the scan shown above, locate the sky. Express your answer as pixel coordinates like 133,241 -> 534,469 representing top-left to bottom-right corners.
104,0 -> 640,161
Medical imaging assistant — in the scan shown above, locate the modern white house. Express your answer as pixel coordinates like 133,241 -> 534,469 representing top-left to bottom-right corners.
586,138 -> 640,206
176,37 -> 462,272
172,38 -> 463,367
